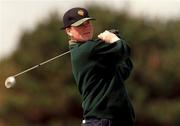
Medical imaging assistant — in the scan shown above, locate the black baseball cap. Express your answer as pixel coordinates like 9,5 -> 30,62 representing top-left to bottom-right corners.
61,7 -> 95,29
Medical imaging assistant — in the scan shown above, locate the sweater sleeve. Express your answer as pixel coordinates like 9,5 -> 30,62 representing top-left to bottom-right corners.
92,39 -> 131,62
118,58 -> 133,81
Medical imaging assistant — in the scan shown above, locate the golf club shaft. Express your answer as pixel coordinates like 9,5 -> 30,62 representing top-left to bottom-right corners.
13,50 -> 70,78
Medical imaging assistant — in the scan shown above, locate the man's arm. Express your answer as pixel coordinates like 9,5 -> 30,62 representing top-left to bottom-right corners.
92,30 -> 131,61
118,58 -> 133,81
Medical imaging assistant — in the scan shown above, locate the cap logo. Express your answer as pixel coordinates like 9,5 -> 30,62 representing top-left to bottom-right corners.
77,10 -> 84,16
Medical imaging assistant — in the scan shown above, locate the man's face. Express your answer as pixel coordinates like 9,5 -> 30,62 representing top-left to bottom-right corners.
66,20 -> 94,42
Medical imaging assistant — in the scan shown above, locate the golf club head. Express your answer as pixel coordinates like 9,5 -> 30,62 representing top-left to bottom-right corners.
5,76 -> 16,88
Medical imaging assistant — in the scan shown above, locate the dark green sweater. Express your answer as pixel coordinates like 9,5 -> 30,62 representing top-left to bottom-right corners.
69,38 -> 135,124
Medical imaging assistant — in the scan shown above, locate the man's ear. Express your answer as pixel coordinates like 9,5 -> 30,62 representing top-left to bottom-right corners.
65,28 -> 72,36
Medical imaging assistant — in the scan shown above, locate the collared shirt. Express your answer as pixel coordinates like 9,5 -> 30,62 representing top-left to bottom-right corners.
69,40 -> 77,45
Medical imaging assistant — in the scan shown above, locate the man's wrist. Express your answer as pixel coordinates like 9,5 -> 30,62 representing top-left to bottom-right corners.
109,37 -> 120,43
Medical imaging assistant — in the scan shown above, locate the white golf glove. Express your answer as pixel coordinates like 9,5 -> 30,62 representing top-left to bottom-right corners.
98,30 -> 120,43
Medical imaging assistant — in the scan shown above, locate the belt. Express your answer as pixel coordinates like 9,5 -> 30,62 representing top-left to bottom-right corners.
82,118 -> 112,124
82,119 -> 86,124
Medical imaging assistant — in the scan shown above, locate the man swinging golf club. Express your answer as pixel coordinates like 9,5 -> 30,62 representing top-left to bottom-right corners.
62,7 -> 135,126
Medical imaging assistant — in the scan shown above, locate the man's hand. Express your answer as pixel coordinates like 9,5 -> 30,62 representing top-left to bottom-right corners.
98,30 -> 120,43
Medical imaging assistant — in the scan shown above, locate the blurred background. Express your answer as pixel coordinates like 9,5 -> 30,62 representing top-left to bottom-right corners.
0,0 -> 180,126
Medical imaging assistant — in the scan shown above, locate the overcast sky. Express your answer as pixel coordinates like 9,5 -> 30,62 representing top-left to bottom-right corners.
0,0 -> 180,60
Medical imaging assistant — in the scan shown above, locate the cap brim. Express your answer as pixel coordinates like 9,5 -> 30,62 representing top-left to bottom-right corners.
71,17 -> 95,27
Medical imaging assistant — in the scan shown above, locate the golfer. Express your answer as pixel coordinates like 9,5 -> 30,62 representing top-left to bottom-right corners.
61,7 -> 135,126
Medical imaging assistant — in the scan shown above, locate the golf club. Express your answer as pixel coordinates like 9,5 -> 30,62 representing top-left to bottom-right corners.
5,50 -> 70,88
